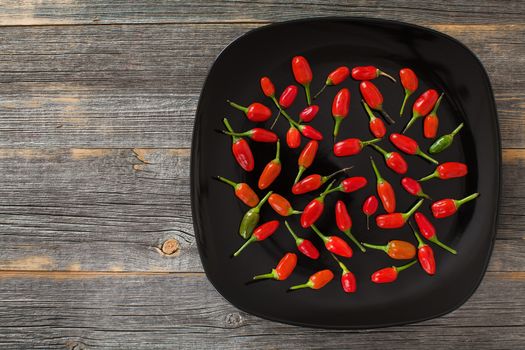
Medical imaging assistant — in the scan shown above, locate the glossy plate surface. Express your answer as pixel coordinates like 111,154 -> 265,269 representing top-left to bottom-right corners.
191,18 -> 500,328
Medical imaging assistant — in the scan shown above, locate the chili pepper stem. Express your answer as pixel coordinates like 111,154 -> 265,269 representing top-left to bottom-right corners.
362,100 -> 376,121
409,222 -> 425,247
344,230 -> 366,252
215,176 -> 236,188
313,84 -> 327,99
254,191 -> 273,212
417,149 -> 439,164
380,70 -> 397,82
253,269 -> 277,280
396,260 -> 418,272
402,199 -> 424,221
288,282 -> 311,291
284,221 -> 300,241
362,242 -> 387,253
456,193 -> 480,206
370,157 -> 383,182
380,109 -> 395,124
370,144 -> 387,157
320,179 -> 337,197
451,122 -> 464,136
274,140 -> 281,160
304,83 -> 312,106
270,110 -> 281,129
233,237 -> 255,257
430,237 -> 457,255
399,90 -> 411,116
419,171 -> 437,182
227,100 -> 248,113
323,166 -> 354,182
420,192 -> 432,200
362,138 -> 382,147
333,117 -> 343,142
294,166 -> 306,184
311,225 -> 328,243
222,118 -> 235,133
402,113 -> 419,133
431,93 -> 444,115
330,253 -> 349,273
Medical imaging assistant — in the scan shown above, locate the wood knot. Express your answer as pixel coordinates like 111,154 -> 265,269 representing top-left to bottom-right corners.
224,312 -> 244,328
161,239 -> 180,255
65,341 -> 86,350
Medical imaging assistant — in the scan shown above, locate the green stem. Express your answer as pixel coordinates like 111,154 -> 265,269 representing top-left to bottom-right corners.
222,130 -> 249,138
294,166 -> 306,184
284,220 -> 300,242
409,222 -> 425,247
396,260 -> 418,272
344,230 -> 366,253
429,237 -> 457,254
416,149 -> 439,164
402,112 -> 420,133
451,122 -> 464,136
222,118 -> 235,133
330,253 -> 349,273
419,170 -> 437,182
333,116 -> 343,141
253,270 -> 277,280
280,108 -> 300,128
254,191 -> 272,212
430,93 -> 444,115
379,70 -> 397,82
313,84 -> 327,99
362,138 -> 381,147
289,282 -> 310,291
370,144 -> 388,157
227,100 -> 248,113
215,176 -> 237,188
304,83 -> 312,106
270,96 -> 280,110
456,193 -> 480,207
322,166 -> 354,183
362,242 -> 387,253
399,91 -> 410,117
402,199 -> 424,221
320,180 -> 336,197
233,237 -> 255,257
270,109 -> 281,129
370,157 -> 384,183
274,140 -> 281,161
362,99 -> 377,121
380,108 -> 395,124
311,225 -> 328,243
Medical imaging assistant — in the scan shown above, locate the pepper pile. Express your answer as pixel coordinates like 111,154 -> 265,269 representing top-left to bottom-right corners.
216,56 -> 478,293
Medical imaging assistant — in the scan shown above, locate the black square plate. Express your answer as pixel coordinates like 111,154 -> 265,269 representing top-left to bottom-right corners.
191,18 -> 500,328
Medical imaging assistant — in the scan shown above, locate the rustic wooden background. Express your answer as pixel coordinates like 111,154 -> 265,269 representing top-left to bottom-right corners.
0,1 -> 523,349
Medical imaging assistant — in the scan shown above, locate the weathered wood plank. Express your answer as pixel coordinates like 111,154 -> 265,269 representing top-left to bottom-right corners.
0,272 -> 523,349
0,148 -> 521,272
0,24 -> 523,148
0,1 -> 523,26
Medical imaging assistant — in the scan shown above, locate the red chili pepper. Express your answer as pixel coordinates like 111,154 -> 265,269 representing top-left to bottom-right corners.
389,133 -> 438,164
424,93 -> 444,138
370,144 -> 408,175
289,269 -> 334,291
419,162 -> 468,181
351,66 -> 396,82
362,99 -> 386,138
311,225 -> 353,258
252,252 -> 297,281
223,118 -> 254,171
216,176 -> 259,207
330,253 -> 357,293
335,200 -> 366,252
260,76 -> 275,98
299,105 -> 319,122
298,124 -> 323,140
294,140 -> 318,184
258,140 -> 281,190
286,126 -> 301,148
362,195 -> 379,230
233,220 -> 280,257
403,89 -> 439,133
399,68 -> 418,116
291,167 -> 353,195
414,212 -> 457,254
401,177 -> 430,200
326,176 -> 368,195
409,222 -> 436,275
292,56 -> 313,105
285,221 -> 320,259
359,81 -> 395,123
222,127 -> 278,143
371,261 -> 417,284
300,181 -> 336,228
228,100 -> 272,122
333,137 -> 380,157
269,193 -> 301,217
431,193 -> 479,219
375,199 -> 423,229
331,88 -> 350,141
279,85 -> 298,109
370,157 -> 396,213
362,240 -> 416,260
314,66 -> 350,99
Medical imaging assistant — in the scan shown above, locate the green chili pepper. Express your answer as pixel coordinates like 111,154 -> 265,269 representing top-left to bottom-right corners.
239,191 -> 272,239
429,123 -> 464,154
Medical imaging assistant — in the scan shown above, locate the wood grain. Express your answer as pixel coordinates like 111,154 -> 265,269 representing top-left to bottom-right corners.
0,148 -> 522,272
0,273 -> 523,349
0,1 -> 523,26
0,23 -> 523,148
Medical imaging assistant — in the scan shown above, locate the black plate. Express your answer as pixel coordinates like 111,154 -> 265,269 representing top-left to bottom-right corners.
191,17 -> 500,329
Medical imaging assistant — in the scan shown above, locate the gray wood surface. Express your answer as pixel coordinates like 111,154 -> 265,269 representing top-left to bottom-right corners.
0,1 -> 523,349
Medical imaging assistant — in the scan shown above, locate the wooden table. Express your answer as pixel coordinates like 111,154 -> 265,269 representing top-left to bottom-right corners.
0,2 -> 523,349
